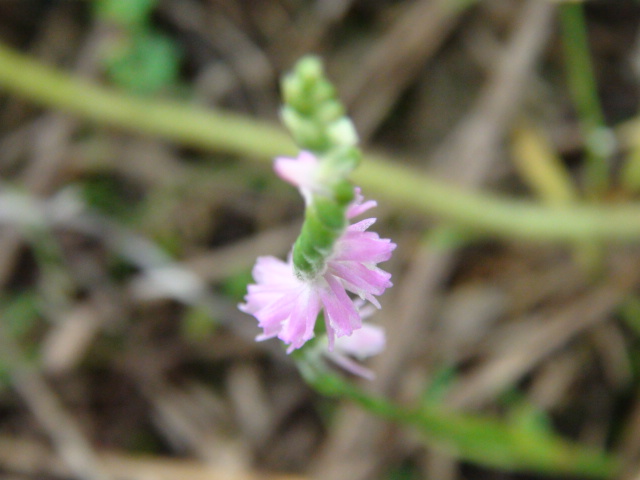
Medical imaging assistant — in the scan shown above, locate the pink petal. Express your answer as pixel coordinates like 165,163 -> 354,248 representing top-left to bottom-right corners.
347,218 -> 376,232
329,262 -> 392,306
273,151 -> 319,189
347,200 -> 377,219
327,352 -> 376,380
346,187 -> 377,218
319,276 -> 361,341
280,287 -> 321,352
252,256 -> 297,285
254,289 -> 301,331
334,324 -> 386,360
334,231 -> 396,263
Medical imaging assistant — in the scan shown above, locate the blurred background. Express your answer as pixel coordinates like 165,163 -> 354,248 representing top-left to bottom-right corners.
1,1 -> 640,479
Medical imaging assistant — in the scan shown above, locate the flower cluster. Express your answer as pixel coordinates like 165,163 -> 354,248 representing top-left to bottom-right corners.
240,151 -> 395,377
239,54 -> 394,378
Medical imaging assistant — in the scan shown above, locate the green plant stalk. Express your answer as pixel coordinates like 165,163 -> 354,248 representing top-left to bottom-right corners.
280,56 -> 359,278
2,43 -> 640,243
0,44 -> 296,160
560,3 -> 609,197
292,196 -> 348,278
302,364 -> 618,478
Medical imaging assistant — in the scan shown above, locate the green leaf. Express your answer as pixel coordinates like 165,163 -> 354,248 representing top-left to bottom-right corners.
221,270 -> 253,302
95,0 -> 159,28
106,31 -> 181,95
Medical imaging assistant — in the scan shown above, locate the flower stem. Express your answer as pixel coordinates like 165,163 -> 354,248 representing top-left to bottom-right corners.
300,360 -> 618,478
280,56 -> 359,278
1,43 -> 640,243
292,195 -> 349,278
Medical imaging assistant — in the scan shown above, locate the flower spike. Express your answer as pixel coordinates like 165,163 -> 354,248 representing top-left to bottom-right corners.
239,55 -> 395,378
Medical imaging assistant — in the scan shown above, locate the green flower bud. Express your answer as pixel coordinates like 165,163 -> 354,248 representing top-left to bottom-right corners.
296,56 -> 324,84
314,197 -> 346,231
282,74 -> 307,112
292,195 -> 349,278
292,236 -> 315,277
316,99 -> 345,124
281,107 -> 330,152
327,118 -> 358,147
334,180 -> 355,206
322,147 -> 361,181
310,80 -> 337,106
282,56 -> 366,279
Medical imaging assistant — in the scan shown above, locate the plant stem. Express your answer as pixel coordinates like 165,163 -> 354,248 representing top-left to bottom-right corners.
0,43 -> 296,160
1,43 -> 640,243
303,365 -> 618,478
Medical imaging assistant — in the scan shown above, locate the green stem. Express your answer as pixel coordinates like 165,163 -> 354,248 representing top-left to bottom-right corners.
303,364 -> 618,478
1,43 -> 640,243
280,56 -> 358,278
356,154 -> 640,242
0,43 -> 296,160
293,195 -> 349,278
560,3 -> 609,197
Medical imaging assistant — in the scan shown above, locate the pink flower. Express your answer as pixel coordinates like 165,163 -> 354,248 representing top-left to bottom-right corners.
274,151 -> 326,204
239,255 -> 357,352
239,191 -> 395,352
328,322 -> 386,380
274,150 -> 359,204
328,189 -> 393,310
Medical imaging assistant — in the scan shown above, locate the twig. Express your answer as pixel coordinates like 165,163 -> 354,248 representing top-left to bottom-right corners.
431,0 -> 555,187
343,0 -> 472,141
447,285 -> 628,409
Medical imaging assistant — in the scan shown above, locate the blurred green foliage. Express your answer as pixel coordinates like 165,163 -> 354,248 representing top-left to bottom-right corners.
2,292 -> 40,343
385,462 -> 421,480
82,174 -> 138,218
221,270 -> 253,302
105,31 -> 180,95
0,292 -> 41,385
181,304 -> 218,341
94,0 -> 181,95
421,365 -> 457,406
620,296 -> 640,338
94,0 -> 157,27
